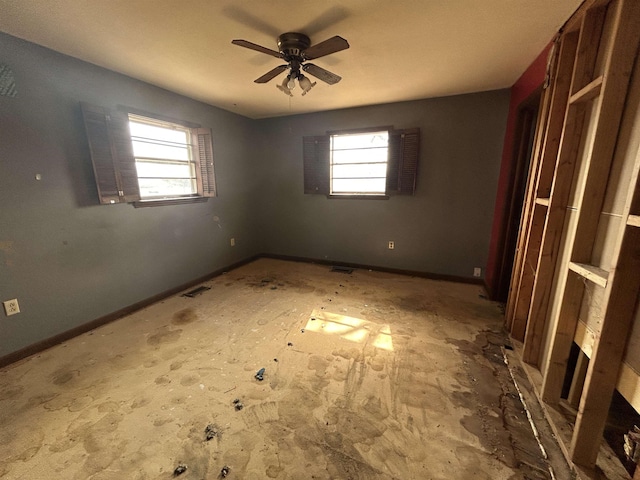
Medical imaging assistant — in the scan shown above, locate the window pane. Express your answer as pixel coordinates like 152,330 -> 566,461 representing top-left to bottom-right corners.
129,121 -> 189,145
332,148 -> 387,165
332,131 -> 388,150
332,178 -> 386,194
136,161 -> 194,179
138,178 -> 196,198
131,139 -> 190,161
332,163 -> 387,179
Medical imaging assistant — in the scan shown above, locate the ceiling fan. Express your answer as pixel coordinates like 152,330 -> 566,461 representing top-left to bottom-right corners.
231,32 -> 350,96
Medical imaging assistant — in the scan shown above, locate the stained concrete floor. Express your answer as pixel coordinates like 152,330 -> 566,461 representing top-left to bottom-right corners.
0,259 -> 566,479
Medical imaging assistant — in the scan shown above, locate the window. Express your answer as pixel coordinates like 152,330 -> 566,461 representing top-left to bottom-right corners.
330,131 -> 389,195
81,102 -> 215,206
304,127 -> 420,197
129,115 -> 197,199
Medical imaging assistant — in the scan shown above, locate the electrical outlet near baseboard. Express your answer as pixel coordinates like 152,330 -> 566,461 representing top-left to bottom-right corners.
230,238 -> 235,246
388,241 -> 395,250
473,267 -> 482,278
3,298 -> 20,316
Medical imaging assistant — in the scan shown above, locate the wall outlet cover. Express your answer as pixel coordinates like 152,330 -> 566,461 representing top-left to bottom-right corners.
3,298 -> 20,316
473,267 -> 482,277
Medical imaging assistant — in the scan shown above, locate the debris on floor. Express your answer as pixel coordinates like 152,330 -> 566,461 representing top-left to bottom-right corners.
232,398 -> 244,411
255,367 -> 265,381
330,265 -> 353,274
173,464 -> 187,476
220,465 -> 230,477
181,286 -> 210,298
624,426 -> 640,462
205,423 -> 218,441
287,342 -> 293,347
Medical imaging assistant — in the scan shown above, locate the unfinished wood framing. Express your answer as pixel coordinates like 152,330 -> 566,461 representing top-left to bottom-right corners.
506,0 -> 640,473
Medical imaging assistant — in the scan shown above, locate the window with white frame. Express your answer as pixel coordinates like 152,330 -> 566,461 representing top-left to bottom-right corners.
128,114 -> 197,199
330,131 -> 389,195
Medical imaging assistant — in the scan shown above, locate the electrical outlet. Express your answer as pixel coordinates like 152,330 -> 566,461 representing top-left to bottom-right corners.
230,238 -> 235,247
3,298 -> 20,316
473,267 -> 482,278
388,241 -> 395,250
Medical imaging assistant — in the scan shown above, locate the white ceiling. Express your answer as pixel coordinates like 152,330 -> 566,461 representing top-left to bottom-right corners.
0,0 -> 582,119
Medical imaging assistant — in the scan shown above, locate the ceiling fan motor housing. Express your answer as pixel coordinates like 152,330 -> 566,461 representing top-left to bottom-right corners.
277,32 -> 311,61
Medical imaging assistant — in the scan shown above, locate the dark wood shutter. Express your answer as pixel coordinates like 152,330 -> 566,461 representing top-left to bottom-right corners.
387,127 -> 420,195
303,135 -> 330,194
80,102 -> 140,204
193,127 -> 216,197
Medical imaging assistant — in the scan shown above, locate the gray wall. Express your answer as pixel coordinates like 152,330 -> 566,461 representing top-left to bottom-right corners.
0,33 -> 261,357
254,91 -> 510,277
0,31 -> 509,359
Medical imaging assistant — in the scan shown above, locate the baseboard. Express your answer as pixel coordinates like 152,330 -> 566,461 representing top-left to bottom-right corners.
0,255 -> 259,369
258,253 -> 485,286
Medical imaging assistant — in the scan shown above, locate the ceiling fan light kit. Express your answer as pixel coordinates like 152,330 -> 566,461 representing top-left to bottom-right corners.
232,32 -> 349,97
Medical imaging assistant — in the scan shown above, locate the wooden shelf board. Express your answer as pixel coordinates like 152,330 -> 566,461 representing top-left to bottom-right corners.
628,214 -> 640,227
569,75 -> 604,104
568,261 -> 609,288
535,197 -> 550,206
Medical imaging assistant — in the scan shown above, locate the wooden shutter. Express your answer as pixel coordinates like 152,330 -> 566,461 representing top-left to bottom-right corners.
193,127 -> 216,197
303,135 -> 330,194
80,102 -> 140,204
387,128 -> 420,195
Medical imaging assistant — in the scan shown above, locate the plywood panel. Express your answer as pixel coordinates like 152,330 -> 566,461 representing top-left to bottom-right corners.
540,209 -> 578,370
591,214 -> 622,269
567,101 -> 600,208
579,281 -> 605,333
593,2 -> 617,77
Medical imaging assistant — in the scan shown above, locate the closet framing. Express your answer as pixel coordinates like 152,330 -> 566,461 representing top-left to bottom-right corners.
506,0 -> 640,475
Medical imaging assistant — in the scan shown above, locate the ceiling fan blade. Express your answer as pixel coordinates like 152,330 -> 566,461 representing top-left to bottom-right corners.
222,6 -> 280,38
303,36 -> 349,60
254,65 -> 289,83
301,7 -> 350,37
231,39 -> 283,59
302,63 -> 342,85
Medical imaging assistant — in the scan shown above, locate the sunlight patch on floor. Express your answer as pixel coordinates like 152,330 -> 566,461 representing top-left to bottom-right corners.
304,309 -> 394,351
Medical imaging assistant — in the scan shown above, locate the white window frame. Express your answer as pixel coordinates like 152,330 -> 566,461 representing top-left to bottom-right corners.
329,129 -> 389,196
128,114 -> 198,200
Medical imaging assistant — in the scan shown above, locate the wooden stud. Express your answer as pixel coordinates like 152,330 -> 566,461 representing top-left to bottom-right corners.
571,223 -> 640,465
508,34 -> 578,340
522,6 -> 607,366
542,0 -> 640,407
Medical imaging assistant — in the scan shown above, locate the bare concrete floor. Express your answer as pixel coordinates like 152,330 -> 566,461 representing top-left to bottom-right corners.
0,259 -> 563,479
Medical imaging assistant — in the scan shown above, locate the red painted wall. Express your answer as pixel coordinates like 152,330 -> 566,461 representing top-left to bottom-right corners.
485,43 -> 552,298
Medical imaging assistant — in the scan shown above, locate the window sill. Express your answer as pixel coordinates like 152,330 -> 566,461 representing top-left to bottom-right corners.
133,196 -> 209,208
327,194 -> 389,200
